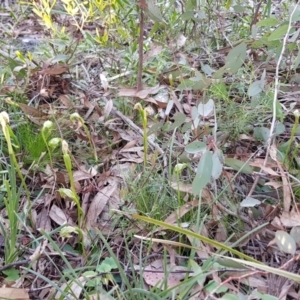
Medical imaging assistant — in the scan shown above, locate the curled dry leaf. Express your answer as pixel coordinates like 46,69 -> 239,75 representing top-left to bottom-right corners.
86,177 -> 119,229
280,209 -> 300,227
49,204 -> 75,226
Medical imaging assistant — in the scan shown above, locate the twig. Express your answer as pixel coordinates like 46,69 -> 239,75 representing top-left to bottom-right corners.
250,1 -> 263,30
0,259 -> 30,272
137,7 -> 144,92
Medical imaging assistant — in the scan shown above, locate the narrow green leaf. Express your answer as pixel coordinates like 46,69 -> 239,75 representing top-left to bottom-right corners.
225,43 -> 247,73
225,158 -> 253,174
248,80 -> 264,96
256,18 -> 278,27
185,141 -> 206,154
133,215 -> 262,263
268,24 -> 289,41
215,255 -> 300,282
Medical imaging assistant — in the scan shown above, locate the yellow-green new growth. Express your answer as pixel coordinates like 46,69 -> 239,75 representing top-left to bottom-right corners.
134,103 -> 149,170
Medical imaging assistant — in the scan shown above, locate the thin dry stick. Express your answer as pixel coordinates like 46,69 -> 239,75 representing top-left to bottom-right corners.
137,6 -> 144,92
248,3 -> 299,198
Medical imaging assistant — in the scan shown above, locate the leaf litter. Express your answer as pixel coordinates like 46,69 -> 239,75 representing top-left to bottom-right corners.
1,0 -> 300,299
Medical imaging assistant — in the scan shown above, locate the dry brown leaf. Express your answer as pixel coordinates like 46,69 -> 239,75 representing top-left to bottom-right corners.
265,181 -> 282,189
164,200 -> 199,224
39,63 -> 69,75
118,85 -> 163,99
0,288 -> 29,300
58,94 -> 74,109
276,160 -> 291,212
36,208 -> 51,231
215,222 -> 227,242
188,225 -> 211,259
121,140 -> 138,150
49,204 -> 75,226
73,167 -> 97,182
260,166 -> 280,176
103,99 -> 113,117
143,45 -> 163,62
120,146 -> 144,153
137,0 -> 148,10
86,177 -> 119,229
280,210 -> 300,227
169,182 -> 213,203
142,259 -> 187,289
120,157 -> 144,163
18,103 -> 48,118
0,85 -> 19,94
270,216 -> 285,230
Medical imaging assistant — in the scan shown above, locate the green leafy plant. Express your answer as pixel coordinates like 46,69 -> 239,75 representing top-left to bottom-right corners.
0,111 -> 31,279
134,103 -> 149,170
49,138 -> 84,227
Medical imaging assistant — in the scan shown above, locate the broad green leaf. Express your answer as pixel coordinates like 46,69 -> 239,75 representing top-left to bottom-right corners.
186,0 -> 197,10
210,83 -> 229,99
198,99 -> 215,117
211,151 -> 223,179
290,226 -> 300,243
172,112 -> 186,127
167,112 -> 186,131
181,11 -> 194,20
256,18 -> 278,27
255,292 -> 278,300
192,150 -> 213,195
248,80 -> 265,96
3,268 -> 19,280
146,0 -> 164,23
189,260 -> 206,286
253,127 -> 270,142
212,65 -> 227,79
201,63 -> 213,76
233,5 -> 245,13
83,271 -> 97,277
291,6 -> 300,22
221,294 -> 239,300
268,24 -> 289,41
225,158 -> 253,174
185,141 -> 206,154
275,231 -> 296,255
275,122 -> 285,136
225,43 -> 247,73
205,280 -> 228,293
